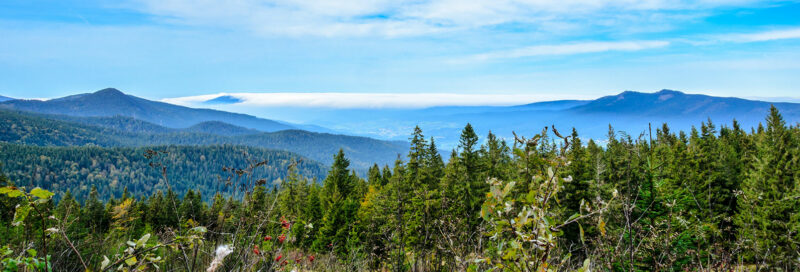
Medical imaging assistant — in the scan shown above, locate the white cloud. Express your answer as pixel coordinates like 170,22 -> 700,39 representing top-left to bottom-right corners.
467,40 -> 669,61
161,92 -> 591,109
127,0 -> 766,37
719,27 -> 800,43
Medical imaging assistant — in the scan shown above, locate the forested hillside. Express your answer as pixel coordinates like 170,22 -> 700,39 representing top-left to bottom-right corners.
0,109 -> 407,168
0,88 -> 297,132
0,143 -> 327,201
0,107 -> 798,271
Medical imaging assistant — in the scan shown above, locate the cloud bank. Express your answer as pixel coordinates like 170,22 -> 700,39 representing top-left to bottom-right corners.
162,92 -> 591,109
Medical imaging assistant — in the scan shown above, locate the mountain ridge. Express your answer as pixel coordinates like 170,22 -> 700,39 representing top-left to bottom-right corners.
265,89 -> 800,148
0,88 -> 300,132
0,109 -> 407,168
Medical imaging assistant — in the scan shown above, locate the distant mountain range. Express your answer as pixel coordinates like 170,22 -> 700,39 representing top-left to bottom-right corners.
235,89 -> 800,147
0,88 -> 310,132
0,95 -> 13,102
4,88 -> 799,156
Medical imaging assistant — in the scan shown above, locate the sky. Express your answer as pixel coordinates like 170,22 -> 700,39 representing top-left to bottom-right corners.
1,0 -> 800,108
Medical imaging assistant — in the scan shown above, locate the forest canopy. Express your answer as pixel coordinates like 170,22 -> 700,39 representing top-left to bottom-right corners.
0,106 -> 798,271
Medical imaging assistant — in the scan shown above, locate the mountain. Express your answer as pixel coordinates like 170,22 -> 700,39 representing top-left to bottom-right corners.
569,89 -> 800,117
0,95 -> 13,102
0,88 -> 297,132
0,109 -> 407,168
267,90 -> 800,148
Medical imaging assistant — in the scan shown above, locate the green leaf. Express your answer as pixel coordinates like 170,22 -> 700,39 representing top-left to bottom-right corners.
579,224 -> 585,245
480,205 -> 490,221
12,205 -> 31,226
137,233 -> 151,248
502,181 -> 516,197
526,191 -> 536,203
0,187 -> 24,198
26,249 -> 37,257
567,213 -> 581,222
30,187 -> 54,199
191,226 -> 207,234
125,256 -> 138,266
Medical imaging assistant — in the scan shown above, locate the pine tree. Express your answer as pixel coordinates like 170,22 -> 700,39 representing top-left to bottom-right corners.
457,124 -> 484,232
315,149 -> 361,255
381,165 -> 392,186
736,106 -> 800,268
367,164 -> 382,185
83,186 -> 109,234
427,137 -> 445,182
561,128 -> 596,251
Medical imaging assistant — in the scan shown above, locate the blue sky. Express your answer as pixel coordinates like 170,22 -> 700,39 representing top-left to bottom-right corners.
1,0 -> 799,106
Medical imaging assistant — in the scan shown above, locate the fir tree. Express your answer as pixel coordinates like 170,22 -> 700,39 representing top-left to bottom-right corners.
736,106 -> 799,268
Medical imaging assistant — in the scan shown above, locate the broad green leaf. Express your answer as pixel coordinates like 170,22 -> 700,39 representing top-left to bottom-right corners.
567,213 -> 581,222
0,187 -> 24,198
502,181 -> 515,197
101,256 -> 110,269
191,226 -> 207,234
480,205 -> 490,221
30,187 -> 54,199
26,249 -> 37,257
125,256 -> 138,266
137,233 -> 151,248
13,205 -> 30,226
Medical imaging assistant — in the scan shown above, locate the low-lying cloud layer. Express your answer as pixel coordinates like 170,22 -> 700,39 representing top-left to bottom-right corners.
162,92 -> 591,109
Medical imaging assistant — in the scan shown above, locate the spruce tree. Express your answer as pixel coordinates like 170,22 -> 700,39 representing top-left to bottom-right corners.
736,106 -> 799,267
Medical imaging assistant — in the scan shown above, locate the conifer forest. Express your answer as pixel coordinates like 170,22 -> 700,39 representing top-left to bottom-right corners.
1,107 -> 799,271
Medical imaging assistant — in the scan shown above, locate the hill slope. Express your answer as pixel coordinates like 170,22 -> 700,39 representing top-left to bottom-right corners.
0,109 -> 407,168
0,88 -> 296,132
0,143 -> 327,201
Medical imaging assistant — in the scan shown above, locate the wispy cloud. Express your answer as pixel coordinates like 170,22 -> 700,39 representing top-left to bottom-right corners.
126,0 -> 766,37
162,92 -> 591,109
718,27 -> 800,43
467,40 -> 669,61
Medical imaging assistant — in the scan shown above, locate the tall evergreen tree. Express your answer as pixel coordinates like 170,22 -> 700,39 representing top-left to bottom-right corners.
736,106 -> 799,268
